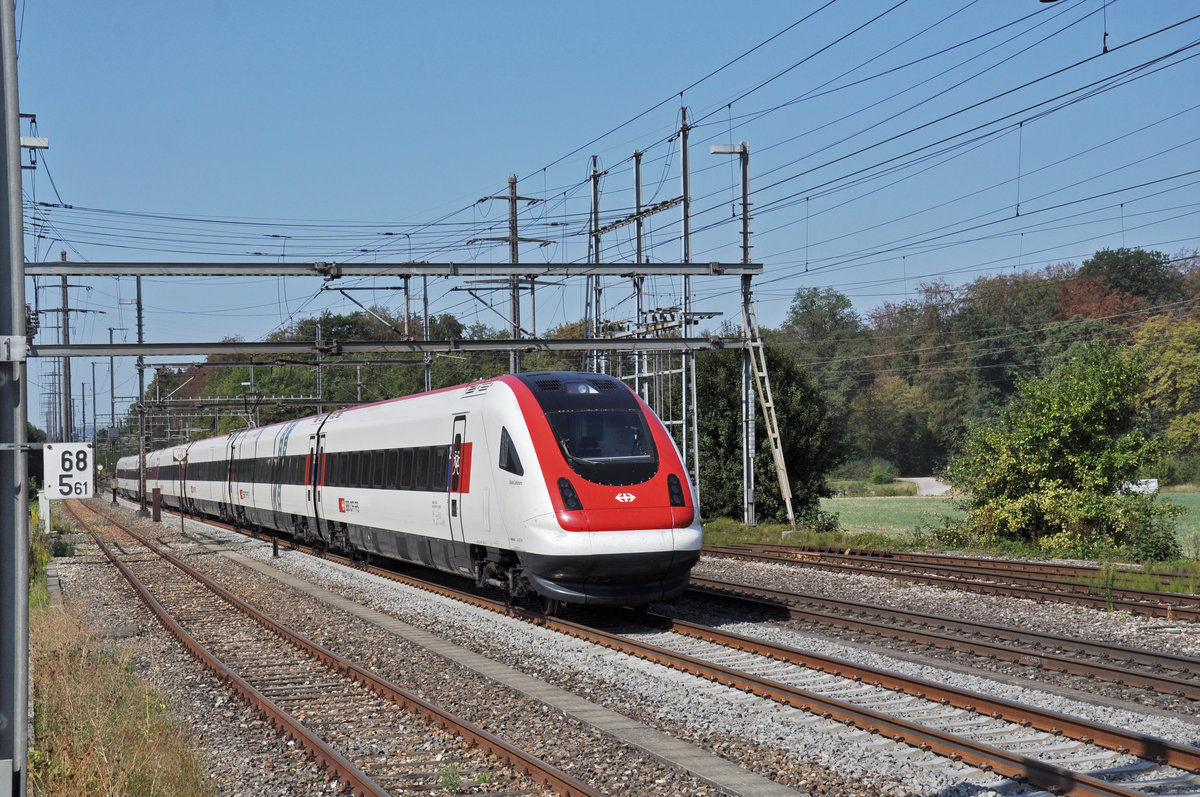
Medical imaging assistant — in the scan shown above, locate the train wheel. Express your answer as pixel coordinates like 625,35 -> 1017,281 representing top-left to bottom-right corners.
540,595 -> 560,617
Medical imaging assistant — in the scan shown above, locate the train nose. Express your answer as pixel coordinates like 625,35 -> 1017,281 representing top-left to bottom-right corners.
519,520 -> 702,606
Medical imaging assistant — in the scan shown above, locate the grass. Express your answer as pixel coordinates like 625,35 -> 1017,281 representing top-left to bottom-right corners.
827,479 -> 918,498
708,489 -> 1200,565
819,494 -> 963,538
27,507 -> 214,797
1162,491 -> 1200,556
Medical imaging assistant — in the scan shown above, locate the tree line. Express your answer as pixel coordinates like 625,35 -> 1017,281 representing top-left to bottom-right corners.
779,248 -> 1200,485
109,246 -> 1198,557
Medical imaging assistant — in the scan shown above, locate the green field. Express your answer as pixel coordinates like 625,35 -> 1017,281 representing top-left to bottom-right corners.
1162,491 -> 1200,556
819,495 -> 962,538
822,491 -> 1200,556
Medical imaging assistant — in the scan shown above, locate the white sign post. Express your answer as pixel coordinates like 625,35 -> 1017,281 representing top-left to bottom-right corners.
43,442 -> 94,500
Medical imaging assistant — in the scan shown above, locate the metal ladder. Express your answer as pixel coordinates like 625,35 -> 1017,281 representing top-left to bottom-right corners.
743,302 -> 796,531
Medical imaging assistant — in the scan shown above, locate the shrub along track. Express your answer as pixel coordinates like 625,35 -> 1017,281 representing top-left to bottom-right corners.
63,499 -> 593,797
103,498 -> 1200,797
704,544 -> 1200,621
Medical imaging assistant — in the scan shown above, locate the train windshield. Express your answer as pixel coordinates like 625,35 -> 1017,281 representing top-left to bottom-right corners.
546,409 -> 659,485
516,372 -> 662,485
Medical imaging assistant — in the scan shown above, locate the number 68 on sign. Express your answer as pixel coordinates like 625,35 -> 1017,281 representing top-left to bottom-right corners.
44,443 -> 94,499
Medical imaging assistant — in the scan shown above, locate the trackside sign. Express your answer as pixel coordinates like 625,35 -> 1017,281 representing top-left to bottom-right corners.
43,442 -> 94,499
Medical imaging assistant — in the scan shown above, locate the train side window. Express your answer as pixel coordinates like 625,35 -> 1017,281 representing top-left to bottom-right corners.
399,448 -> 414,489
413,447 -> 430,491
360,452 -> 372,489
372,450 -> 386,488
357,451 -> 369,488
385,449 -> 399,488
432,446 -> 449,491
498,427 -> 523,476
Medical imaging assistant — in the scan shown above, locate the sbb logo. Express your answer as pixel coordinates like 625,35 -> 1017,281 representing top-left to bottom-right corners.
615,493 -> 636,503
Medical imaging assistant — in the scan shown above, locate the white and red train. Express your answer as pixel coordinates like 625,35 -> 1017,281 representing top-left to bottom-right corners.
116,371 -> 702,608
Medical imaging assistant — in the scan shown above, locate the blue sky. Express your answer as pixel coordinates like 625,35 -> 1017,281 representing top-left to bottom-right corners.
17,1 -> 1200,434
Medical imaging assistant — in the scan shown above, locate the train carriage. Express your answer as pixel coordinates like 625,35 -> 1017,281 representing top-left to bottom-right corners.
117,371 -> 702,608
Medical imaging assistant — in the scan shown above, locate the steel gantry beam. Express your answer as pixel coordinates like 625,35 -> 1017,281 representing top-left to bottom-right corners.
29,336 -> 745,359
24,260 -> 762,278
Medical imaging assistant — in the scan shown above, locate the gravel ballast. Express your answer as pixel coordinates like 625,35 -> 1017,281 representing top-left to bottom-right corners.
54,499 -> 1200,796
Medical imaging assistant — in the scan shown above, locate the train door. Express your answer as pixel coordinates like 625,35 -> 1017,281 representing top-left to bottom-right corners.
225,430 -> 241,520
448,415 -> 469,547
307,432 -> 326,541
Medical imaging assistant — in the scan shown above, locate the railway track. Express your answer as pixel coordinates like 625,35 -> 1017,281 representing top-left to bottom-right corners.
64,500 -> 597,797
92,496 -> 1200,795
595,611 -> 1200,796
685,575 -> 1200,703
705,544 -> 1200,621
103,499 -> 1200,796
734,543 -> 1198,590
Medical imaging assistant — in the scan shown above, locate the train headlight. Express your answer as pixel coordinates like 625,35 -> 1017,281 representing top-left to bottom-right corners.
668,473 -> 686,507
558,477 -> 583,510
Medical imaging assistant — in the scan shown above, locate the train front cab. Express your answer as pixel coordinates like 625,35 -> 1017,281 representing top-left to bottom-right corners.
505,372 -> 702,607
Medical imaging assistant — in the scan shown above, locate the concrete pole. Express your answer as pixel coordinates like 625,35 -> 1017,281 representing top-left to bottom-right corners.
0,0 -> 29,789
738,144 -> 756,526
315,324 -> 323,414
107,327 -> 122,475
60,270 -> 71,440
90,363 -> 97,448
590,157 -> 602,372
136,275 -> 148,516
422,277 -> 431,392
680,108 -> 700,505
507,175 -> 521,374
633,150 -> 645,400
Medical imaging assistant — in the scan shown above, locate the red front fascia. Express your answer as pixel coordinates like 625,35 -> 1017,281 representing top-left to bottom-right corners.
500,376 -> 695,532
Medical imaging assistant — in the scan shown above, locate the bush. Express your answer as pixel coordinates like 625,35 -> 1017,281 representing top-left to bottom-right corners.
828,479 -> 917,497
943,341 -> 1181,560
869,463 -> 896,484
1161,453 -> 1200,486
832,457 -> 898,481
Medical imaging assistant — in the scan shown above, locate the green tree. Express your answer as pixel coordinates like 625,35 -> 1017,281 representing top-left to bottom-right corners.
847,375 -> 936,474
696,343 -> 838,526
781,287 -> 872,462
1080,247 -> 1182,309
1134,314 -> 1200,483
943,340 -> 1179,559
1135,315 -> 1200,449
